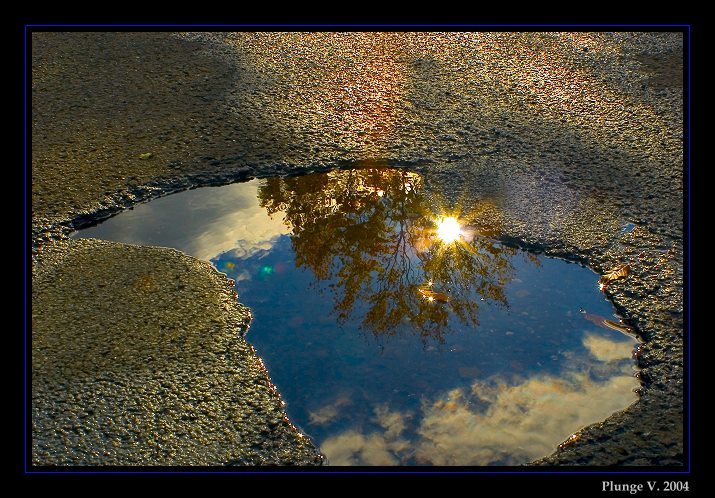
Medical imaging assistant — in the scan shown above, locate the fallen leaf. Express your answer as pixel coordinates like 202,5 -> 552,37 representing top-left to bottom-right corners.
580,308 -> 641,341
418,288 -> 450,302
558,433 -> 581,450
598,264 -> 630,289
602,319 -> 640,339
132,274 -> 157,292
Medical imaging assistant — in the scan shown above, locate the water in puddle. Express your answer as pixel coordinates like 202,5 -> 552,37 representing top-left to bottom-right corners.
73,168 -> 640,466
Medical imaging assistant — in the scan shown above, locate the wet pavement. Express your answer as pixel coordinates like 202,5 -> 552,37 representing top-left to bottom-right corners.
31,31 -> 684,466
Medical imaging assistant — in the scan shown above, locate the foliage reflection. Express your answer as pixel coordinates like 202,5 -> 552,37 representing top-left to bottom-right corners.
258,168 -> 521,342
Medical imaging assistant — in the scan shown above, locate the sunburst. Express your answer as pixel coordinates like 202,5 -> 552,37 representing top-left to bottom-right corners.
436,217 -> 462,243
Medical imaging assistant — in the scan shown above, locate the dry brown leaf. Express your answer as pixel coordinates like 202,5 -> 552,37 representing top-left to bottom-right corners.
580,308 -> 640,340
598,264 -> 630,289
418,288 -> 450,302
559,433 -> 582,450
602,319 -> 638,338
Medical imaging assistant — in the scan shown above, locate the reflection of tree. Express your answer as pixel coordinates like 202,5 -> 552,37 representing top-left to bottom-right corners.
258,167 -> 518,343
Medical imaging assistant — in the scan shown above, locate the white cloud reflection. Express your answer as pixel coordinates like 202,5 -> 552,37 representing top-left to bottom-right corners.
583,333 -> 634,362
309,394 -> 353,426
321,430 -> 405,466
75,180 -> 290,261
414,369 -> 638,465
319,334 -> 639,466
320,405 -> 411,466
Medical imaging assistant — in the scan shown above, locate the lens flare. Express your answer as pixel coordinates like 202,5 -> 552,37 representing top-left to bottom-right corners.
436,217 -> 461,243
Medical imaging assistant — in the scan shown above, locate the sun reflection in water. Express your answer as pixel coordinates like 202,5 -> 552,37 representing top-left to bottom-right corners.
436,216 -> 462,244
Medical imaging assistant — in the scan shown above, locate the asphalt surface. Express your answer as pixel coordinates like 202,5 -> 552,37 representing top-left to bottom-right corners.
31,31 -> 684,466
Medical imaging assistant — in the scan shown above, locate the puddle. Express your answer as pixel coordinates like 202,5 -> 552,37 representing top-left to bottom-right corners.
73,167 -> 640,466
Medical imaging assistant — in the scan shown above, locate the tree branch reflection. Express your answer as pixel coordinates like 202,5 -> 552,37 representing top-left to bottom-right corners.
258,168 -> 518,343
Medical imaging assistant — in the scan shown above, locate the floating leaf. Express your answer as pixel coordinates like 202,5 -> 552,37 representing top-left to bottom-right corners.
602,319 -> 639,339
139,152 -> 154,160
598,264 -> 629,290
418,288 -> 450,302
580,308 -> 640,340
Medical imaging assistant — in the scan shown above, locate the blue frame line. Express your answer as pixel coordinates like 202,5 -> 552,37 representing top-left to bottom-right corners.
24,23 -> 691,476
26,470 -> 691,475
24,24 -> 28,474
24,24 -> 691,28
686,24 -> 691,473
